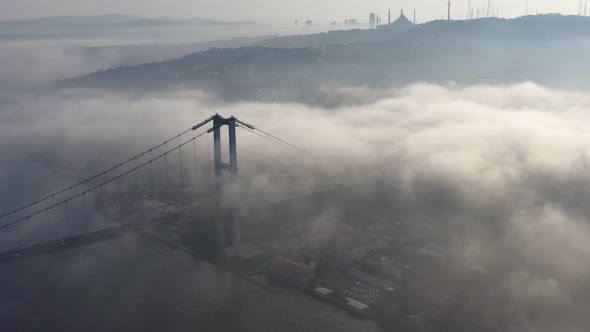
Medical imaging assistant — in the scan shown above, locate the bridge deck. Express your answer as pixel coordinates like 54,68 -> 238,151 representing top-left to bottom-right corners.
0,224 -> 146,265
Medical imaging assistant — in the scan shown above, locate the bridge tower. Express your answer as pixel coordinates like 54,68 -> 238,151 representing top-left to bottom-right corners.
212,114 -> 241,257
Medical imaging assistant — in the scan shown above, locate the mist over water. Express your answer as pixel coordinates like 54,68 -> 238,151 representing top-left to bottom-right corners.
2,85 -> 590,324
1,81 -> 590,329
0,19 -> 328,89
0,234 -> 384,332
2,12 -> 590,332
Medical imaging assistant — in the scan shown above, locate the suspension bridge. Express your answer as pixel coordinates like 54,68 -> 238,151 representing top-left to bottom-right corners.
0,114 -> 308,262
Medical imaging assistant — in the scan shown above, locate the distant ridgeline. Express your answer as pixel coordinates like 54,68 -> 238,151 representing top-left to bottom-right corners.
63,15 -> 590,106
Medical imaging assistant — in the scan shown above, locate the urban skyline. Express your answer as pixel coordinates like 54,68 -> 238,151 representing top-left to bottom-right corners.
0,0 -> 587,23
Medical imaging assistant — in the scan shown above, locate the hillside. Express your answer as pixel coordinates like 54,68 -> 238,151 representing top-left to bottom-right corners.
64,15 -> 590,106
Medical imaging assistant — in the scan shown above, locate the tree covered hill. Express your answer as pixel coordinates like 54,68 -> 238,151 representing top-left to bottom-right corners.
63,15 -> 590,105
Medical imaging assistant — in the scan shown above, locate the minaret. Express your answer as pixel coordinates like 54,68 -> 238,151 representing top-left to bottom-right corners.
448,1 -> 451,20
414,8 -> 416,24
388,9 -> 391,24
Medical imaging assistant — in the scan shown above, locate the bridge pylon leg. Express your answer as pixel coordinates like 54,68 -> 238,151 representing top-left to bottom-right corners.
229,117 -> 240,256
212,115 -> 241,258
213,115 -> 225,255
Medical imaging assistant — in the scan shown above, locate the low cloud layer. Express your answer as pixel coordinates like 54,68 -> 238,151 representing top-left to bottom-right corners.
1,83 -> 590,330
0,39 -> 140,89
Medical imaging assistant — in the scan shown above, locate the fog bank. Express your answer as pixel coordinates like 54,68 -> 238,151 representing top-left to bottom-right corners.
1,83 -> 590,330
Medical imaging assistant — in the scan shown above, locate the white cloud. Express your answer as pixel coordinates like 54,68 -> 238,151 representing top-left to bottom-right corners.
2,83 -> 590,329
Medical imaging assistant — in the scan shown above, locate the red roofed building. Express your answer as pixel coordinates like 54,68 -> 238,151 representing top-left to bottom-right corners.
266,257 -> 315,287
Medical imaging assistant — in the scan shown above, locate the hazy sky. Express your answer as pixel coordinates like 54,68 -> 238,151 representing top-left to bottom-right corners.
0,0 -> 586,23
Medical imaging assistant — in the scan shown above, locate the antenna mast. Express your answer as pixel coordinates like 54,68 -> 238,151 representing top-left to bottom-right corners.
448,0 -> 451,20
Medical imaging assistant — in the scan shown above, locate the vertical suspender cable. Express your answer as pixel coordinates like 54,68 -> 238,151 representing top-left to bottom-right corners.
117,174 -> 121,202
1,123 -> 215,234
150,150 -> 154,195
0,125 -> 206,224
69,187 -> 73,233
21,217 -> 29,248
63,199 -> 68,240
193,138 -> 198,188
53,195 -> 58,241
133,157 -> 137,194
193,139 -> 198,172
179,135 -> 184,189
207,133 -> 211,171
83,192 -> 87,231
164,143 -> 169,196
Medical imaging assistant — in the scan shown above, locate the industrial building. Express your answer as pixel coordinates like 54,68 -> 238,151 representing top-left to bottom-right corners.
300,221 -> 337,250
266,256 -> 315,287
337,226 -> 390,263
345,298 -> 371,316
314,286 -> 335,298
298,221 -> 391,263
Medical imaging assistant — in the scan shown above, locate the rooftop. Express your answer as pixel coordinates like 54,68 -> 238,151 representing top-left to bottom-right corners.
346,298 -> 370,311
269,257 -> 314,274
314,287 -> 334,296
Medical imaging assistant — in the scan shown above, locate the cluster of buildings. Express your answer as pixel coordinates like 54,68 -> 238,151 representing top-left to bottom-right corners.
256,213 -> 500,328
264,221 -> 403,317
336,226 -> 392,263
296,1 -> 588,30
294,19 -> 314,27
249,203 -> 520,331
264,256 -> 374,316
262,220 -> 396,285
300,222 -> 392,263
298,7 -> 418,30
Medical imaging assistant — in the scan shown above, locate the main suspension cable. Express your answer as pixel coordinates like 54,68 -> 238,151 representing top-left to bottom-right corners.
0,131 -> 209,231
0,117 -> 215,221
235,118 -> 308,154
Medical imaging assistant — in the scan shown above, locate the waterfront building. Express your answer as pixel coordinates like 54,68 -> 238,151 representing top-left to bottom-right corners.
266,256 -> 315,287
